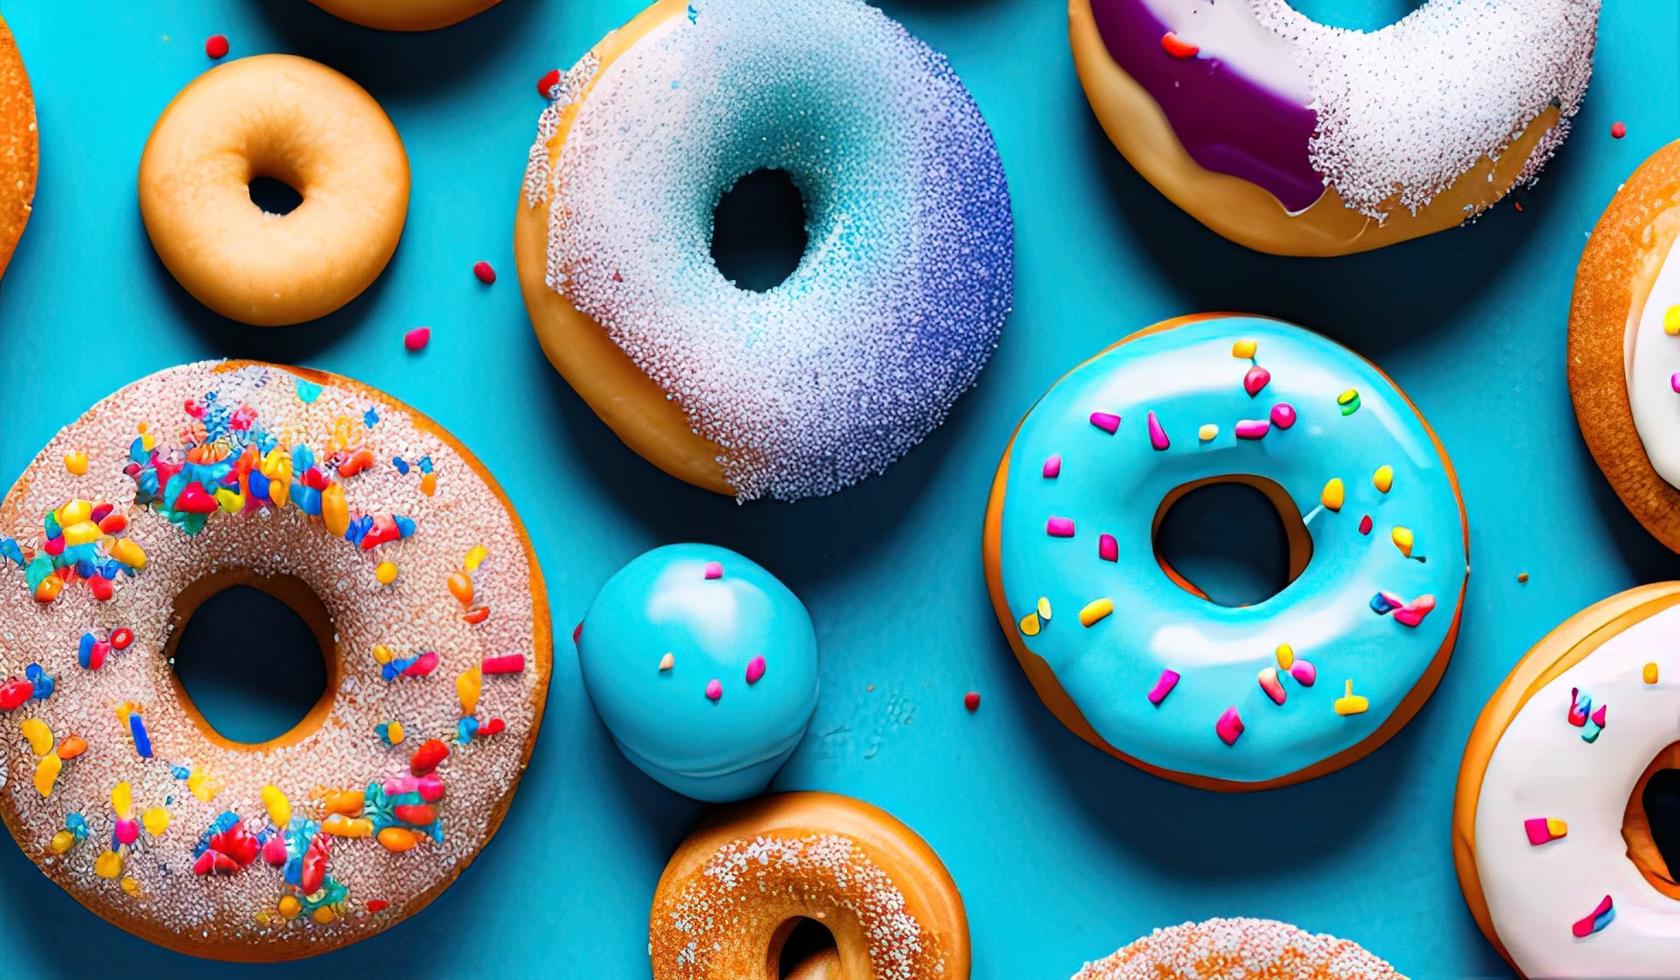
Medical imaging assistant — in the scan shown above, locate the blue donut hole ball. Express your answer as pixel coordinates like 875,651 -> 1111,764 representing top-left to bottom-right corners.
577,544 -> 819,802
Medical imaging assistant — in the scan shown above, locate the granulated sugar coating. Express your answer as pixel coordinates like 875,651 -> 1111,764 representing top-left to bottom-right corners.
1253,0 -> 1599,219
0,361 -> 550,959
1074,917 -> 1402,979
527,0 -> 1014,502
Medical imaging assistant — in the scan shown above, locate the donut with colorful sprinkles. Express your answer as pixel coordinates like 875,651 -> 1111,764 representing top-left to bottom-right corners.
1454,583 -> 1680,977
576,544 -> 818,803
515,0 -> 1013,501
649,791 -> 969,979
1073,917 -> 1401,978
1069,0 -> 1600,255
983,314 -> 1468,790
0,362 -> 550,959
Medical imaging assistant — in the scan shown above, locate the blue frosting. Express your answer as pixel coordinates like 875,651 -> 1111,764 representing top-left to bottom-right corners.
995,316 -> 1467,784
577,544 -> 819,802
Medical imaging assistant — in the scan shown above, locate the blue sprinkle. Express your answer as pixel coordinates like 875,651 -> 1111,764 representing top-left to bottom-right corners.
457,716 -> 480,744
418,456 -> 434,475
66,812 -> 87,840
25,663 -> 52,699
171,765 -> 191,780
129,712 -> 152,758
295,380 -> 323,404
394,515 -> 416,538
364,408 -> 380,428
392,457 -> 410,475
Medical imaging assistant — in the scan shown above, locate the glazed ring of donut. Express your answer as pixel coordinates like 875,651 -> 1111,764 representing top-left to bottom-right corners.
1074,917 -> 1401,978
308,0 -> 500,32
139,55 -> 409,326
0,13 -> 37,280
649,791 -> 970,979
1568,141 -> 1680,552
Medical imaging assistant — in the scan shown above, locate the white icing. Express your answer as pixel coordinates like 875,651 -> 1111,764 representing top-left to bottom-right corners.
1473,604 -> 1680,977
1626,240 -> 1680,488
1139,0 -> 1309,102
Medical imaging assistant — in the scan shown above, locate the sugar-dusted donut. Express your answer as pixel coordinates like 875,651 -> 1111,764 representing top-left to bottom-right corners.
0,13 -> 37,280
1453,583 -> 1680,977
649,791 -> 969,979
1069,0 -> 1600,256
1570,141 -> 1680,552
577,544 -> 818,802
139,55 -> 409,326
0,361 -> 550,960
515,0 -> 1013,501
984,314 -> 1468,790
1074,917 -> 1401,978
308,0 -> 499,32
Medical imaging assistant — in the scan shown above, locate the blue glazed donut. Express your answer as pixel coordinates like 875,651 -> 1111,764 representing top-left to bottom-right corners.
577,544 -> 819,802
516,0 -> 1013,502
983,314 -> 1468,790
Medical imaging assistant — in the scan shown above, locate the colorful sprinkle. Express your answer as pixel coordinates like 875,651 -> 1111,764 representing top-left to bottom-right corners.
1197,424 -> 1218,442
1373,465 -> 1394,493
1037,596 -> 1052,621
19,718 -> 51,756
1275,644 -> 1294,670
63,451 -> 88,476
1665,305 -> 1680,336
1320,478 -> 1344,512
375,561 -> 398,585
1160,31 -> 1199,58
1215,706 -> 1244,745
963,691 -> 981,712
1269,403 -> 1296,429
536,68 -> 561,98
456,666 -> 483,716
1146,669 -> 1179,706
703,560 -> 723,580
1231,339 -> 1257,359
1078,598 -> 1113,627
1645,662 -> 1659,685
1242,366 -> 1271,397
1524,816 -> 1568,846
1358,514 -> 1373,535
1042,455 -> 1062,478
1018,612 -> 1041,637
472,260 -> 497,284
1392,526 -> 1414,558
658,652 -> 675,672
1290,660 -> 1317,686
1392,594 -> 1436,628
1610,121 -> 1627,140
205,34 -> 229,59
745,655 -> 766,684
1234,419 -> 1270,440
1257,668 -> 1286,705
1046,516 -> 1076,538
1333,680 -> 1369,716
704,679 -> 723,702
1097,533 -> 1118,562
1089,412 -> 1121,435
1571,895 -> 1614,938
1517,572 -> 1530,583
1670,372 -> 1679,395
403,327 -> 431,352
1146,411 -> 1169,451
1337,389 -> 1361,415
481,653 -> 525,674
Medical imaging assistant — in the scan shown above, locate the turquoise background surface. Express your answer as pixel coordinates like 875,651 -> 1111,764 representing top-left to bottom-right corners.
0,1 -> 1673,976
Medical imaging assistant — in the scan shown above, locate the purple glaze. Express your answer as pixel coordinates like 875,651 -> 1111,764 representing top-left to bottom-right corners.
1088,0 -> 1326,212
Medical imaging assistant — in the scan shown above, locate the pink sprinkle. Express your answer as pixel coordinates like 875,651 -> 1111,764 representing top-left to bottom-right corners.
1393,594 -> 1436,628
1670,372 -> 1680,394
1235,419 -> 1270,440
205,35 -> 230,59
1089,412 -> 1121,434
572,622 -> 583,645
1358,514 -> 1373,535
1289,659 -> 1317,687
1215,706 -> 1244,745
745,655 -> 766,684
473,261 -> 497,284
404,651 -> 440,677
1524,817 -> 1562,846
1243,365 -> 1271,397
482,654 -> 525,675
1146,669 -> 1179,705
536,68 -> 561,98
703,561 -> 723,580
1147,411 -> 1169,451
1591,704 -> 1607,727
1046,516 -> 1075,538
1098,533 -> 1118,562
964,691 -> 981,712
705,679 -> 722,702
1258,667 -> 1286,705
114,819 -> 139,846
1042,455 -> 1062,478
1270,403 -> 1297,429
1611,121 -> 1627,139
1571,895 -> 1613,938
403,327 -> 431,352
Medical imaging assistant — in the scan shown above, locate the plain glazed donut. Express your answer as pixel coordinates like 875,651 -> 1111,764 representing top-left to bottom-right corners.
649,791 -> 969,979
1070,0 -> 1600,256
1569,141 -> 1680,552
1074,918 -> 1401,978
307,0 -> 500,32
139,55 -> 409,326
0,361 -> 550,960
0,13 -> 36,280
984,314 -> 1468,790
1454,583 -> 1680,977
515,0 -> 1012,501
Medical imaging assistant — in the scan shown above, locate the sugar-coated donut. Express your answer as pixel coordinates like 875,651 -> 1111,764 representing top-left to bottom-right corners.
1070,0 -> 1600,256
515,0 -> 1013,501
308,0 -> 500,32
1569,141 -> 1680,553
139,55 -> 409,326
576,544 -> 818,802
0,13 -> 37,280
649,791 -> 969,979
1453,583 -> 1680,977
0,361 -> 551,960
984,314 -> 1468,790
1074,917 -> 1400,979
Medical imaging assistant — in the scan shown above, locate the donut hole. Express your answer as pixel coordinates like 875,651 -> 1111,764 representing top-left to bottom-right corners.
771,916 -> 840,979
247,174 -> 303,216
1624,745 -> 1680,897
1151,476 -> 1312,607
1283,0 -> 1420,31
166,572 -> 337,748
710,168 -> 808,292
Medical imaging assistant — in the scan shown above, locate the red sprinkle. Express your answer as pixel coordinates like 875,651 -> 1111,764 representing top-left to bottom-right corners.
366,899 -> 389,913
205,35 -> 230,59
536,68 -> 561,99
472,261 -> 497,284
1611,121 -> 1627,140
572,622 -> 583,645
410,739 -> 449,775
963,691 -> 981,712
404,327 -> 431,352
482,654 -> 525,675
1160,32 -> 1199,59
110,627 -> 134,651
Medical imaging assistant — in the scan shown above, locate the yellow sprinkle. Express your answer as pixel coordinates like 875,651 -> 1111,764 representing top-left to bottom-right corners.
186,769 -> 219,802
658,652 -> 674,672
375,561 -> 399,586
322,814 -> 373,838
1666,305 -> 1680,336
94,850 -> 123,879
141,806 -> 170,836
1079,598 -> 1114,628
1320,478 -> 1344,512
1036,596 -> 1052,621
1547,818 -> 1569,838
260,785 -> 290,827
108,538 -> 147,570
372,644 -> 394,665
253,910 -> 273,926
137,422 -> 156,453
1373,465 -> 1394,494
456,665 -> 483,717
464,544 -> 489,572
1333,680 -> 1370,716
111,782 -> 133,821
63,451 -> 88,476
278,895 -> 302,919
420,472 -> 437,496
33,752 -> 60,797
386,720 -> 405,745
1337,389 -> 1359,406
312,906 -> 337,925
1392,526 -> 1414,558
321,483 -> 349,537
48,830 -> 74,854
1275,644 -> 1295,670
20,718 -> 52,756
1018,612 -> 1041,637
59,499 -> 91,525
1198,424 -> 1218,442
1645,662 -> 1659,685
120,876 -> 140,897
1231,339 -> 1257,359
